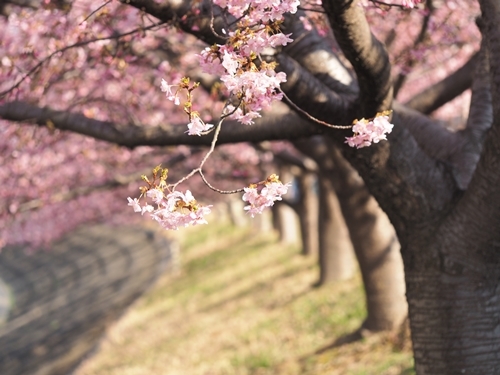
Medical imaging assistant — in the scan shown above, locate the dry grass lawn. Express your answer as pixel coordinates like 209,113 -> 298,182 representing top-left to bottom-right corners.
76,221 -> 414,375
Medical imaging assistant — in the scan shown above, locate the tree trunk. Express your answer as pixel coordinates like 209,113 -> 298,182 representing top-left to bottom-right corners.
331,147 -> 407,331
271,167 -> 300,244
317,172 -> 356,285
272,202 -> 300,244
295,138 -> 407,330
296,171 -> 319,256
227,195 -> 249,227
406,261 -> 500,374
401,212 -> 500,374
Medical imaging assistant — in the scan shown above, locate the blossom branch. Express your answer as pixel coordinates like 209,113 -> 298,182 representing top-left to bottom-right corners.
0,21 -> 165,99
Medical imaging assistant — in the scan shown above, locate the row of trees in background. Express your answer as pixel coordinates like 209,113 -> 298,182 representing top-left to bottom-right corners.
2,0 -> 500,374
263,138 -> 407,333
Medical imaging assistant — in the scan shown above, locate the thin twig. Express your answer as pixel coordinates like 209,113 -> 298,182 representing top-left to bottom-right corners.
279,89 -> 353,129
169,102 -> 247,194
80,0 -> 112,25
199,169 -> 245,194
208,1 -> 228,40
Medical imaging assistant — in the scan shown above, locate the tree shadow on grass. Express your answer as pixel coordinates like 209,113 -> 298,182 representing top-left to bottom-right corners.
312,327 -> 364,356
296,321 -> 414,375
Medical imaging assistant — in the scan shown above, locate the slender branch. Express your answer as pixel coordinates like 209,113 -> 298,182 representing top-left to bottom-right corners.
170,109 -> 249,194
80,0 -> 112,25
198,170 -> 244,194
275,53 -> 355,124
280,89 -> 353,129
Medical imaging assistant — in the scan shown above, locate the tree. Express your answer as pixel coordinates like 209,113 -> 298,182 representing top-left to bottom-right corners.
295,137 -> 407,331
1,0 -> 499,374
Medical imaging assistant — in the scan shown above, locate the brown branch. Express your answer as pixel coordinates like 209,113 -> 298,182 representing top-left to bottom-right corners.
0,101 -> 322,147
281,10 -> 358,95
322,0 -> 393,115
404,52 -> 479,115
275,53 -> 355,125
0,0 -> 71,15
118,0 -> 227,45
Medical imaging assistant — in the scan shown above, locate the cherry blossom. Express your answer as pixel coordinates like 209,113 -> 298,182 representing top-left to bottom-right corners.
160,79 -> 180,105
146,188 -> 164,204
128,189 -> 211,230
127,197 -> 142,212
345,113 -> 395,149
187,115 -> 214,136
401,0 -> 422,8
214,0 -> 300,24
242,175 -> 291,217
194,1 -> 297,126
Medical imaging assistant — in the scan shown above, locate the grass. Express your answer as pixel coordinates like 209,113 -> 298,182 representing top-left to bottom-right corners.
76,219 -> 414,375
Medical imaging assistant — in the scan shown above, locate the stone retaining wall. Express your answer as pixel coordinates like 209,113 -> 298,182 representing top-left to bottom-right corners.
0,225 -> 175,375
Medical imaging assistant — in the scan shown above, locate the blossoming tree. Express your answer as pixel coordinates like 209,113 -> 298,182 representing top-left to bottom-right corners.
1,0 -> 499,373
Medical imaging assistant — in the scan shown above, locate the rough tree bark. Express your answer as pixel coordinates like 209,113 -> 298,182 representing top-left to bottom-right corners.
321,0 -> 500,372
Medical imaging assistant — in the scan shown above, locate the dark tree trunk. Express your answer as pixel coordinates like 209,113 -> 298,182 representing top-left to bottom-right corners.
405,255 -> 500,374
400,198 -> 500,375
317,172 -> 356,285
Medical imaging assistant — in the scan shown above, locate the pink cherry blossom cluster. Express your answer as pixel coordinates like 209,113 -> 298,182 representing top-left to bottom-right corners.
127,166 -> 211,230
214,0 -> 300,24
196,0 -> 299,125
128,189 -> 211,230
242,174 -> 291,217
222,67 -> 287,125
400,0 -> 422,8
345,112 -> 394,149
